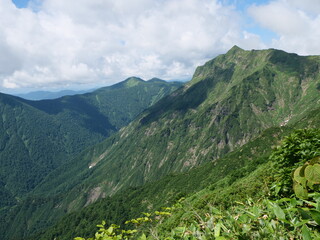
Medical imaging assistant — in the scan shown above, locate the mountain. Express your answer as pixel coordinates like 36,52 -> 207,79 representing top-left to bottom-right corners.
15,89 -> 95,100
0,77 -> 182,201
3,46 -> 320,239
35,46 -> 320,199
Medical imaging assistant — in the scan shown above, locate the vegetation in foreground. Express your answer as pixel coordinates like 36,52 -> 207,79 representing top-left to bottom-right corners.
76,129 -> 320,239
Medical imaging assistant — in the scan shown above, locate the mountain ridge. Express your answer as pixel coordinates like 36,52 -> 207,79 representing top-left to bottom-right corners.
14,89 -> 94,100
32,47 -> 320,209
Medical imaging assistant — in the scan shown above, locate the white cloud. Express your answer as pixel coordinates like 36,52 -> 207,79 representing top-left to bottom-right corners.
289,0 -> 320,15
0,0 -> 264,92
248,0 -> 320,55
2,0 -> 320,92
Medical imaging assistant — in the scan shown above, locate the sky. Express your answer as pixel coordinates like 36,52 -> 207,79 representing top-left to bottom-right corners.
1,0 -> 320,93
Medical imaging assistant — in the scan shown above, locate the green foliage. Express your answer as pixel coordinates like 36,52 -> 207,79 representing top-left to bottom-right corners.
76,195 -> 320,240
293,156 -> 320,199
290,156 -> 320,227
162,197 -> 320,239
270,129 -> 320,196
74,222 -> 137,240
74,209 -> 172,240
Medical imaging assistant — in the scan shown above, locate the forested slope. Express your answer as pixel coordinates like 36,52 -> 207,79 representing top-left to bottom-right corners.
39,105 -> 320,240
0,78 -> 181,239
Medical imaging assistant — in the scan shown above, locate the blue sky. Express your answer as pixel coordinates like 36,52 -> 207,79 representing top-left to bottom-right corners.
12,0 -> 29,8
3,0 -> 320,93
230,0 -> 279,43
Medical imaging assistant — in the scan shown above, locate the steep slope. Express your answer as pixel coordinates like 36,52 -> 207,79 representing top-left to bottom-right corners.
2,124 -> 288,240
0,92 -> 75,198
37,46 -> 320,200
33,126 -> 290,240
32,105 -> 320,240
0,78 -> 182,200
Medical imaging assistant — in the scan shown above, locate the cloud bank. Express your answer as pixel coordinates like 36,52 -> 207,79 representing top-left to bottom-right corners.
249,0 -> 320,55
0,0 -> 264,91
1,0 -> 320,92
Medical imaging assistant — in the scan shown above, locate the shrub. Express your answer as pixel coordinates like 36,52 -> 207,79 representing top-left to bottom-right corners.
270,129 -> 320,196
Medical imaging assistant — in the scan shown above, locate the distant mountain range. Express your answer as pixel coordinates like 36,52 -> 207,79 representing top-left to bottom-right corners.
15,89 -> 95,100
1,47 -> 320,239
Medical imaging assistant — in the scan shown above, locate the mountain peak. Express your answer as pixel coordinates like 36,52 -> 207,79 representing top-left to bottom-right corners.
148,78 -> 165,83
110,77 -> 144,89
227,45 -> 244,55
124,76 -> 144,85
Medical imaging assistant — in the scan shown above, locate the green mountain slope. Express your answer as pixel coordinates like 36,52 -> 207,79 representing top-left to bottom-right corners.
36,105 -> 320,240
2,124 -> 287,240
0,78 -> 181,201
33,126 -> 288,239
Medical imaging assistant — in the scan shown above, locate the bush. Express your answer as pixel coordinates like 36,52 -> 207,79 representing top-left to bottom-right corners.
270,129 -> 320,196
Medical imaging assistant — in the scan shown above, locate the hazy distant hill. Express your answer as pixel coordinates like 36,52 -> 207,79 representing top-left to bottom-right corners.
15,89 -> 95,100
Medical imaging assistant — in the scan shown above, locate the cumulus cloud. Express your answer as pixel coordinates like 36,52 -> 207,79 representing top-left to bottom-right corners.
248,0 -> 320,55
0,0 -> 263,92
